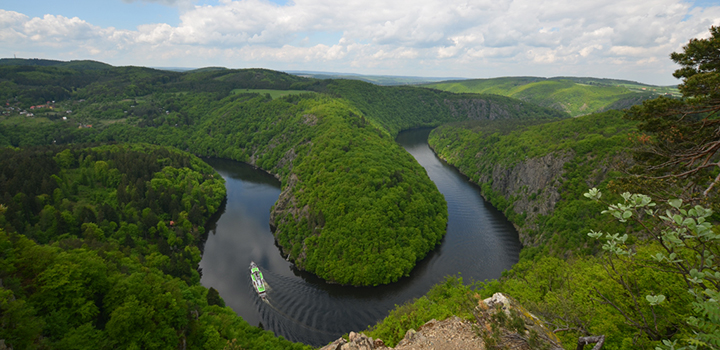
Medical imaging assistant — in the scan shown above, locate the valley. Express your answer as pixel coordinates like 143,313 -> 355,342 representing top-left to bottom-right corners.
1,30 -> 719,350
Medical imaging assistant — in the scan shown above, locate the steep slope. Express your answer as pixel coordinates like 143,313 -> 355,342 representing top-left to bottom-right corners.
428,110 -> 635,256
325,79 -> 568,136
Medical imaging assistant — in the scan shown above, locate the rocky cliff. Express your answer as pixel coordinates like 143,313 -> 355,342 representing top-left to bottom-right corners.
475,151 -> 573,247
428,111 -> 634,250
430,140 -> 575,247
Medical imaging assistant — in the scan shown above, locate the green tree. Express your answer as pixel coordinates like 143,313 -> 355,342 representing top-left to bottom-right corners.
626,26 -> 720,199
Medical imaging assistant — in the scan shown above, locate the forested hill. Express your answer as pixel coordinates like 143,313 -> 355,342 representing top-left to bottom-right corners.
423,76 -> 677,117
0,60 -> 565,287
0,58 -> 113,70
323,79 -> 567,136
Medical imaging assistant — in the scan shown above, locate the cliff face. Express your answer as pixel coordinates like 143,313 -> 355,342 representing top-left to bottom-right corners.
268,172 -> 315,265
443,98 -> 515,121
431,140 -> 574,247
477,151 -> 573,246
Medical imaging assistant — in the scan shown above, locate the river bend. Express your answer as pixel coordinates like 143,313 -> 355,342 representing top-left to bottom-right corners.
199,128 -> 521,346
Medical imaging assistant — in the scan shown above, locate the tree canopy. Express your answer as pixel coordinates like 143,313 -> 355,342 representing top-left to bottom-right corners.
626,26 -> 720,199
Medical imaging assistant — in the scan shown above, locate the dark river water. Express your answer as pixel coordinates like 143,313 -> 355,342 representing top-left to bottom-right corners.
199,128 -> 521,346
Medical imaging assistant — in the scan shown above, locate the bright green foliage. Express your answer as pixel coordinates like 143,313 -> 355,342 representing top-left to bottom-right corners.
425,76 -> 670,117
366,276 -> 478,347
480,249 -> 694,350
585,189 -> 720,349
0,229 -> 312,350
0,144 -> 225,283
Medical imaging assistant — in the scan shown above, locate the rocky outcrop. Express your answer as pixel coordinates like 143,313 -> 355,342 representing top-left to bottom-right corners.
477,151 -> 573,247
269,173 -> 301,232
475,293 -> 564,350
320,293 -> 563,350
444,98 -> 515,121
319,332 -> 385,350
268,173 -> 312,262
393,317 -> 484,350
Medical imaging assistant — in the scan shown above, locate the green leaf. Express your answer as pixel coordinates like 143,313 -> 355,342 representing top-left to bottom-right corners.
673,214 -> 684,225
646,294 -> 666,305
669,198 -> 682,209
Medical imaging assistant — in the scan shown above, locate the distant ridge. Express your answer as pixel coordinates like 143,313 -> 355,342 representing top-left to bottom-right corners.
424,76 -> 679,116
0,58 -> 112,71
285,70 -> 466,86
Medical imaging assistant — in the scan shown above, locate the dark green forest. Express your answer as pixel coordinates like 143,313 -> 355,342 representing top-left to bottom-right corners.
0,144 -> 311,350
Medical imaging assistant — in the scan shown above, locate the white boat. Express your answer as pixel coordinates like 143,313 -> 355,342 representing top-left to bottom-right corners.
250,261 -> 267,299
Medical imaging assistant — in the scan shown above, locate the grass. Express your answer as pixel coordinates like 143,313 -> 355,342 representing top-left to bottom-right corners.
0,115 -> 54,126
230,89 -> 314,99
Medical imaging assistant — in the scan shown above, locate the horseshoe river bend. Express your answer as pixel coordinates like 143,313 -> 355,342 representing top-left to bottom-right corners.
198,128 -> 522,347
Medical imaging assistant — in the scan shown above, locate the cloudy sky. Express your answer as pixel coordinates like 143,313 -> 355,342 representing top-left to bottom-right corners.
2,0 -> 719,85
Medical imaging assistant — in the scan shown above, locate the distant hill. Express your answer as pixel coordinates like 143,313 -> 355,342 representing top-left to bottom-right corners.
0,58 -> 112,71
424,76 -> 679,116
285,70 -> 465,86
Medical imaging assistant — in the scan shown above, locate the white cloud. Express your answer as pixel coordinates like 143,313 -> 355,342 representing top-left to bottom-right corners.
0,10 -> 29,43
3,0 -> 720,84
23,15 -> 102,42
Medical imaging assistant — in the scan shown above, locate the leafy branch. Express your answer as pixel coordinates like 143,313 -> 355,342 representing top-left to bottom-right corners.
584,188 -> 720,349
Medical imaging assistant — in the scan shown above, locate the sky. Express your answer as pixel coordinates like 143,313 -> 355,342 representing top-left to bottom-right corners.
2,0 -> 720,85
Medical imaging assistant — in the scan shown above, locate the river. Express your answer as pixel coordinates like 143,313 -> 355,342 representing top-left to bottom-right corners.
198,128 -> 521,346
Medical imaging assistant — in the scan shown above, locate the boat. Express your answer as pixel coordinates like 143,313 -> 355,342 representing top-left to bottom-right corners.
250,261 -> 267,299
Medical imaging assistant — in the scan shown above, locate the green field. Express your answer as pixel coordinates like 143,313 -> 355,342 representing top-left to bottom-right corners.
230,88 -> 314,99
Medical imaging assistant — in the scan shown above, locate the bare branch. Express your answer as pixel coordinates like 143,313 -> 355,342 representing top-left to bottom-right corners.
576,335 -> 606,350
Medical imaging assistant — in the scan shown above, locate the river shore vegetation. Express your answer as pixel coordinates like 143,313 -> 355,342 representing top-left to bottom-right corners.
0,144 -> 312,349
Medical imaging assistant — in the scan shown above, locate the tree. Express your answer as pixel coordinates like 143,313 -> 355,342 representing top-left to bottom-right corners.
585,188 -> 720,349
626,26 -> 720,198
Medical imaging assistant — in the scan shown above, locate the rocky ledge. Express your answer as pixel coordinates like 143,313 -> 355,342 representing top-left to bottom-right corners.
320,293 -> 564,350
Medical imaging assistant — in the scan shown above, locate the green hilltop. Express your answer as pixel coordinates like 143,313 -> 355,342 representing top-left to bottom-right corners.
424,76 -> 679,117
